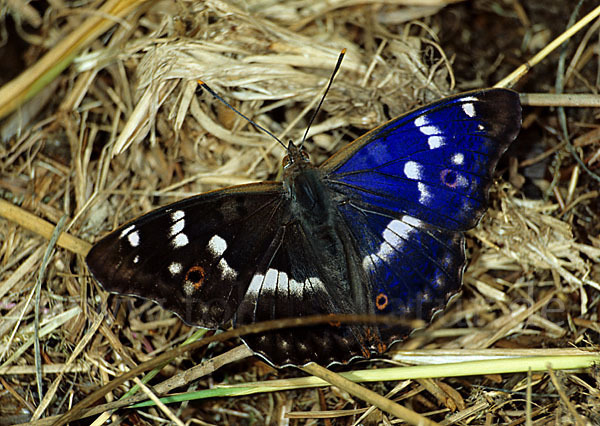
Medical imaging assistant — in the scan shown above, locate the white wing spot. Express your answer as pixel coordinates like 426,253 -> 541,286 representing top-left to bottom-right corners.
452,153 -> 465,165
478,124 -> 484,130
403,216 -> 423,228
172,233 -> 189,248
218,258 -> 238,280
183,280 -> 196,296
456,173 -> 469,188
120,224 -> 135,239
415,115 -> 428,127
289,278 -> 303,298
432,271 -> 444,288
362,254 -> 378,272
263,268 -> 279,293
278,271 -> 289,295
419,125 -> 440,135
133,255 -> 140,264
306,277 -> 325,293
428,136 -> 444,149
404,161 -> 422,179
207,235 -> 227,257
169,262 -> 182,276
362,217 -> 420,272
442,253 -> 454,267
378,242 -> 395,264
127,231 -> 140,247
169,218 -> 185,237
418,182 -> 432,205
171,210 -> 185,221
386,219 -> 411,242
462,102 -> 476,117
245,273 -> 265,299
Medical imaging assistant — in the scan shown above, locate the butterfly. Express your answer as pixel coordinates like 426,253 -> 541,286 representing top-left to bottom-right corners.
86,87 -> 522,368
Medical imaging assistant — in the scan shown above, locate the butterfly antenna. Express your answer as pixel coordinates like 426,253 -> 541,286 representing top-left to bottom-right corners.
197,80 -> 286,149
300,48 -> 346,147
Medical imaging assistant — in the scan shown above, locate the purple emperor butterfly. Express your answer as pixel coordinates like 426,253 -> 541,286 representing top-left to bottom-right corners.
87,78 -> 521,367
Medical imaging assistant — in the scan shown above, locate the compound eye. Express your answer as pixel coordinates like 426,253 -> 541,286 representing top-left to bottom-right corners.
282,154 -> 292,168
300,150 -> 310,162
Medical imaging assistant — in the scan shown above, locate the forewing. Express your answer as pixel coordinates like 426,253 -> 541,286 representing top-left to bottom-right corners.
86,182 -> 286,328
322,89 -> 522,231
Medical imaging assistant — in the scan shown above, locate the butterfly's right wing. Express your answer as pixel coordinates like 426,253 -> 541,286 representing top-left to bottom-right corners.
318,89 -> 521,346
86,182 -> 288,328
322,89 -> 521,230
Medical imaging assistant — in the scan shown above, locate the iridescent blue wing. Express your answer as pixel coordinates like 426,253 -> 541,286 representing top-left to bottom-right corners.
336,204 -> 465,335
322,89 -> 521,330
322,89 -> 522,230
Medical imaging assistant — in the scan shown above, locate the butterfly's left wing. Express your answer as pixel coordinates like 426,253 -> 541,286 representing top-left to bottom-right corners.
321,89 -> 521,334
86,182 -> 289,329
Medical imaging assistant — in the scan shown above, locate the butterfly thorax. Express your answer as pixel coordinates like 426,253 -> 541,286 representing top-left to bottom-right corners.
281,142 -> 364,307
283,142 -> 333,229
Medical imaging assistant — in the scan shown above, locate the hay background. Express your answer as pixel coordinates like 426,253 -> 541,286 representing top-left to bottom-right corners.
1,0 -> 599,424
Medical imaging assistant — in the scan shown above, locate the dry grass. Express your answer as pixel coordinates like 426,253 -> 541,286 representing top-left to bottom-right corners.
1,0 -> 600,424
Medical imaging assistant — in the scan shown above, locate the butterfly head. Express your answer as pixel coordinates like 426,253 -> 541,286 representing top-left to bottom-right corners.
282,141 -> 310,170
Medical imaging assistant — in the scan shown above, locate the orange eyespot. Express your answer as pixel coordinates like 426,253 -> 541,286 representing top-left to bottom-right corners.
375,293 -> 389,310
440,169 -> 458,188
327,313 -> 341,327
186,266 -> 205,289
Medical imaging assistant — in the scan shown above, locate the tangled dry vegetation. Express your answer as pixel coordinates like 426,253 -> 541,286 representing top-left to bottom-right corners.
0,0 -> 599,424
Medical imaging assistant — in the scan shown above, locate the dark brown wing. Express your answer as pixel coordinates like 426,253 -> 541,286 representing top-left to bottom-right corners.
86,182 -> 287,328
